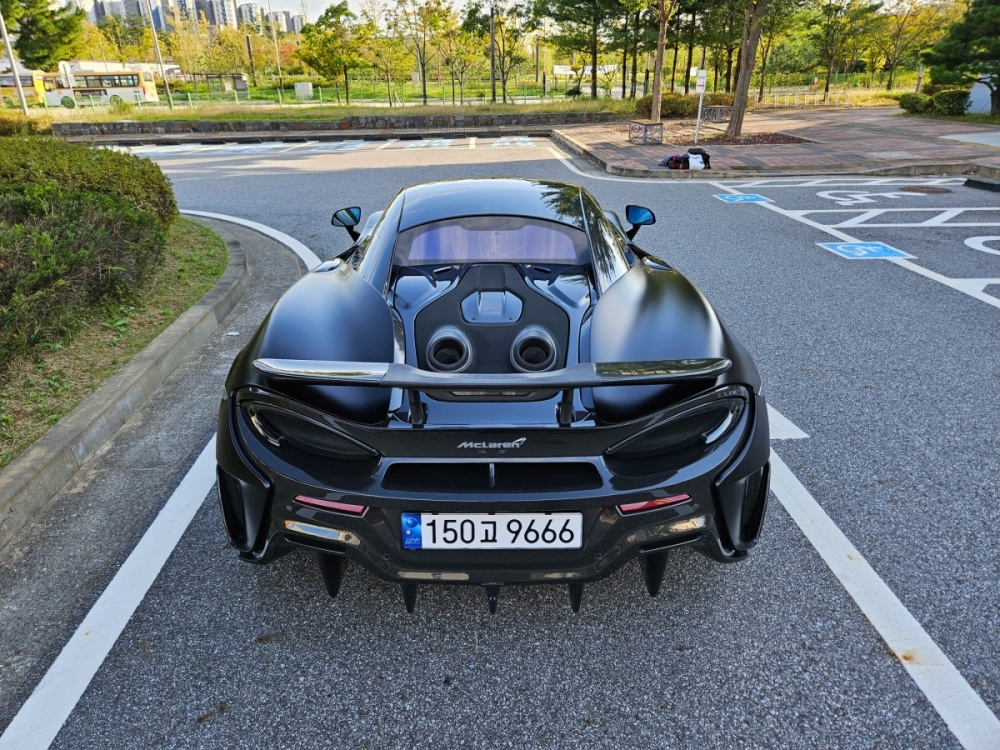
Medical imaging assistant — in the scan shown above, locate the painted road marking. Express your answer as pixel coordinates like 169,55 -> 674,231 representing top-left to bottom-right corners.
722,178 -> 965,189
715,193 -> 771,203
374,139 -> 399,150
964,236 -> 1000,256
213,142 -> 296,154
816,190 -> 926,206
309,140 -> 366,152
769,450 -> 1000,750
3,395 -> 995,749
492,136 -> 535,148
818,241 -> 915,260
788,207 -> 1000,229
767,405 -> 809,439
0,438 -> 218,750
404,138 -> 453,149
709,182 -> 1000,311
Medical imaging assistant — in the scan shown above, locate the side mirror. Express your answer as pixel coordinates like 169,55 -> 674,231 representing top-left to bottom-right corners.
331,206 -> 362,241
624,205 -> 655,239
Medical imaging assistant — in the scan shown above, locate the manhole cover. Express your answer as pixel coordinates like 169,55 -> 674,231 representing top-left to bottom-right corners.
898,186 -> 952,194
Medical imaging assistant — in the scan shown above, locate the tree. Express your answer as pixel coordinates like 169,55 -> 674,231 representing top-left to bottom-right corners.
755,0 -> 805,101
870,0 -> 956,90
463,0 -> 535,103
808,0 -> 883,101
298,1 -> 363,103
397,0 -> 449,105
923,0 -> 999,115
439,22 -> 482,103
358,13 -> 413,105
1,0 -> 84,71
647,0 -> 681,121
536,0 -> 621,99
726,0 -> 769,136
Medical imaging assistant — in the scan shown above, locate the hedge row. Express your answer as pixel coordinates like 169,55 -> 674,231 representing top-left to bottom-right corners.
634,92 -> 734,119
0,184 -> 166,363
0,137 -> 177,226
0,132 -> 177,367
899,90 -> 970,116
0,110 -> 49,137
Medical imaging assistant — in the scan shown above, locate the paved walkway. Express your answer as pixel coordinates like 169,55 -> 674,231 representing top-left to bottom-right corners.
555,107 -> 1000,178
65,106 -> 1000,179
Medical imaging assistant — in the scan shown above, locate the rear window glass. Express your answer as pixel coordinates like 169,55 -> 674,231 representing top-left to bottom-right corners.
393,216 -> 590,266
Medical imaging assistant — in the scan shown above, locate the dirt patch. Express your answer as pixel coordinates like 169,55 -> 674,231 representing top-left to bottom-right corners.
669,131 -> 811,146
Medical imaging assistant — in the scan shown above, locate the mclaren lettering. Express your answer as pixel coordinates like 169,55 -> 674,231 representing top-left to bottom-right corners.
457,438 -> 527,450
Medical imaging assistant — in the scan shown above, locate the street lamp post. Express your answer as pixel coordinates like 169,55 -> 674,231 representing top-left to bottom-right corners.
143,0 -> 174,109
0,6 -> 29,116
266,0 -> 284,99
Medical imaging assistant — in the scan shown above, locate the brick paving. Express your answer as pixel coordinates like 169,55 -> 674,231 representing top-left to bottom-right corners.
553,107 -> 1000,178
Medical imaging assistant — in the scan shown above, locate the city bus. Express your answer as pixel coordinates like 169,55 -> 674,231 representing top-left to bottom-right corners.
0,71 -> 46,105
41,69 -> 159,107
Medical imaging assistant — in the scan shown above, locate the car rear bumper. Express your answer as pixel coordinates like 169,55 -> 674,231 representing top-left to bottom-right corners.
216,392 -> 771,585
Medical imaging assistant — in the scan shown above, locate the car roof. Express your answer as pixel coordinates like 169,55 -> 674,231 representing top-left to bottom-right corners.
396,179 -> 587,232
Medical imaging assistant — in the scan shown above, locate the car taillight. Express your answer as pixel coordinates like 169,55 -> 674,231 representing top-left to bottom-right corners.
618,494 -> 690,514
606,391 -> 746,460
242,402 -> 379,461
295,495 -> 367,515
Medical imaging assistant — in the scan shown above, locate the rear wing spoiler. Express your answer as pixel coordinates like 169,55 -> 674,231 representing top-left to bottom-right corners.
253,358 -> 730,426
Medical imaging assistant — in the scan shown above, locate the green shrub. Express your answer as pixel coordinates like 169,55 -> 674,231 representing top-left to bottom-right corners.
634,92 -> 700,119
0,110 -> 43,136
702,92 -> 734,106
0,184 -> 165,362
0,137 -> 177,226
932,89 -> 970,116
899,92 -> 933,113
565,86 -> 582,98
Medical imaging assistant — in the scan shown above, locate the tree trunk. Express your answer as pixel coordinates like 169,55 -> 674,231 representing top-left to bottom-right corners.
726,48 -> 734,92
670,43 -> 678,92
726,0 -> 768,137
757,38 -> 771,102
420,56 -> 428,105
343,65 -> 350,105
630,11 -> 639,99
991,85 -> 1000,118
650,0 -> 669,122
621,13 -> 628,99
683,11 -> 695,95
590,13 -> 599,99
823,59 -> 833,102
886,66 -> 895,91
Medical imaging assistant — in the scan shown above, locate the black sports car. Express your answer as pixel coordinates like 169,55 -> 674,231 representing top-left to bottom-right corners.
216,178 -> 770,612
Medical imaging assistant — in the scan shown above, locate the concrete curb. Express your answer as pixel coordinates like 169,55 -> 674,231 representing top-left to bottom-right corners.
0,218 -> 248,553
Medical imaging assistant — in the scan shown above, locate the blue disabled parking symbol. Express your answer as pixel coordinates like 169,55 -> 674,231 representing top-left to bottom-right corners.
818,241 -> 914,259
714,194 -> 771,203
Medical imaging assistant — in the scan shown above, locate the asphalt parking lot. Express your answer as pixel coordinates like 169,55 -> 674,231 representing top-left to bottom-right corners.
1,140 -> 998,749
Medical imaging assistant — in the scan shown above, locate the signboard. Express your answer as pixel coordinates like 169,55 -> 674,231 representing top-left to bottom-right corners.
695,69 -> 707,94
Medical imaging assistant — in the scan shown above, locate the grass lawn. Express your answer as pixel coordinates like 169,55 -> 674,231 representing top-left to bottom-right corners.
0,217 -> 227,471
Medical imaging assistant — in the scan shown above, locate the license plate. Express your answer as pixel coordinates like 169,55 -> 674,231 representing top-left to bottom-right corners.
401,512 -> 583,550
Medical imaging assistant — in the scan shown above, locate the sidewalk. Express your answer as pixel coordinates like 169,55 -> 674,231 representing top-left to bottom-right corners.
554,107 -> 1000,178
62,105 -> 1000,179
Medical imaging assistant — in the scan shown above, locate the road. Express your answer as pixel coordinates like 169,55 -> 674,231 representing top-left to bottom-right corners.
1,137 -> 998,749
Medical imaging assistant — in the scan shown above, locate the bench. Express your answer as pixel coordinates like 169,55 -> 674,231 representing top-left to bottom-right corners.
628,119 -> 664,145
702,105 -> 734,123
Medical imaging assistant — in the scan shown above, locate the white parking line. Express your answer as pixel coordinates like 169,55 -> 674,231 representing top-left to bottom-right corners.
710,182 -> 1000,310
769,450 -> 1000,750
0,439 -> 218,750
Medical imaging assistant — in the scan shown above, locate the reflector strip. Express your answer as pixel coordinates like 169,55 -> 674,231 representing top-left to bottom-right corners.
618,494 -> 691,514
294,495 -> 367,515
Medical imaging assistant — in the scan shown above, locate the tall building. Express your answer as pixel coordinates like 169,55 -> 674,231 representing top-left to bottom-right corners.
236,2 -> 261,29
266,10 -> 287,32
220,0 -> 237,28
289,13 -> 304,33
